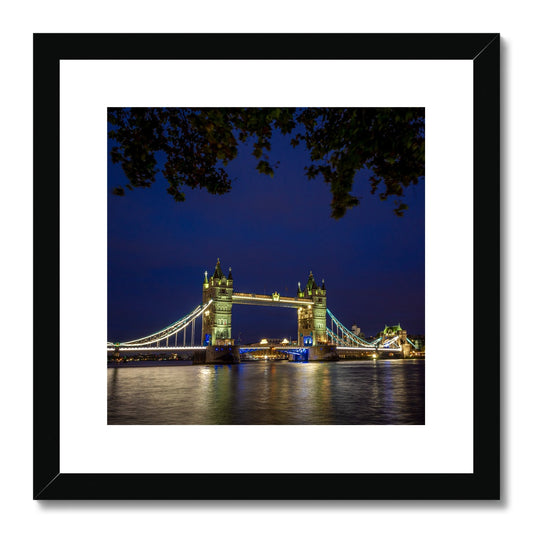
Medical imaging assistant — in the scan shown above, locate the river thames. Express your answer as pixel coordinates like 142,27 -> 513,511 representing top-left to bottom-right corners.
107,359 -> 424,425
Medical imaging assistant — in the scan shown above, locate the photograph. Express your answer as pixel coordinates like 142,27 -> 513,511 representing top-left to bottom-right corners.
106,107 -> 426,426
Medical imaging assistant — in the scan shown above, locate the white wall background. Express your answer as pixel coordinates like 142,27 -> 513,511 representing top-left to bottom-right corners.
58,58 -> 473,476
0,1 -> 529,532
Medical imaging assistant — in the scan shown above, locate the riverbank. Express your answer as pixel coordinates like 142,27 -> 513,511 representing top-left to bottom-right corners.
107,360 -> 193,368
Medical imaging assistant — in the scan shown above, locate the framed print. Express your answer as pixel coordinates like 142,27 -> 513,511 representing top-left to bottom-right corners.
34,33 -> 499,499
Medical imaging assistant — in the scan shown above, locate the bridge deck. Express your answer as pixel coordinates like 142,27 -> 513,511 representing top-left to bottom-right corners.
108,345 -> 401,354
107,346 -> 206,352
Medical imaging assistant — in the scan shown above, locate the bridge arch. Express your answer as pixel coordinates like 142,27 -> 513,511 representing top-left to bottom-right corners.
200,259 -> 328,348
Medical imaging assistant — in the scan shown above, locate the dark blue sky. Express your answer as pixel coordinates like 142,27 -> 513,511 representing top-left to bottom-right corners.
108,120 -> 424,344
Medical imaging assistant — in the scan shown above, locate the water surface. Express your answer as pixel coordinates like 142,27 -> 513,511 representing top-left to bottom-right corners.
107,359 -> 424,425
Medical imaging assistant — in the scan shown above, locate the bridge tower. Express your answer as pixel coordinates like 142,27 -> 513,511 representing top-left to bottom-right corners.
201,258 -> 234,346
297,271 -> 328,347
379,324 -> 411,358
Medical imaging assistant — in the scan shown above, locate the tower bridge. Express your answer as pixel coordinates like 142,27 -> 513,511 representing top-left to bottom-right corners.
108,259 -> 414,363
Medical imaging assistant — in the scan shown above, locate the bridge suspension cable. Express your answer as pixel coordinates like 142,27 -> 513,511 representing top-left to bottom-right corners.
112,300 -> 213,347
406,337 -> 417,348
381,335 -> 400,348
326,308 -> 420,352
326,327 -> 348,346
326,308 -> 377,348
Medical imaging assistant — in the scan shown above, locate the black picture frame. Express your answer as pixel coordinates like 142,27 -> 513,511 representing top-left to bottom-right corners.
34,33 -> 500,500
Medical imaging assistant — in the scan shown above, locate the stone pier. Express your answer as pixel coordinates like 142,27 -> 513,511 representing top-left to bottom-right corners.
288,345 -> 339,362
193,345 -> 240,364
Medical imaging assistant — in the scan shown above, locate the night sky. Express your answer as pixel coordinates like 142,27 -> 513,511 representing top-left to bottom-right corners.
107,114 -> 425,344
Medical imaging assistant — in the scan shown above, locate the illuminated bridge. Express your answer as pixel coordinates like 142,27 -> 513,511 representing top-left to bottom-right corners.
108,259 -> 416,363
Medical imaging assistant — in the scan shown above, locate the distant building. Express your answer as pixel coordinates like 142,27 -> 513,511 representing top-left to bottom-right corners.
351,324 -> 361,336
247,338 -> 294,346
260,338 -> 283,345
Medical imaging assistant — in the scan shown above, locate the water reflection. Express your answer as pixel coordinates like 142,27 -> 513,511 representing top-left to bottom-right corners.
107,360 -> 424,425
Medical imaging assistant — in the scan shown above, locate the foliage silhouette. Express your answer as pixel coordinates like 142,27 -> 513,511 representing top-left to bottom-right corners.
108,107 -> 424,218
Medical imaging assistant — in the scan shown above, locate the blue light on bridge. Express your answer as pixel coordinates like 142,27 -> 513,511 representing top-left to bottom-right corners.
292,349 -> 309,362
303,335 -> 313,346
204,334 -> 211,346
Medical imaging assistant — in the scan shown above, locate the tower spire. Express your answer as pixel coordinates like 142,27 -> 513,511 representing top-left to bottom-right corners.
306,270 -> 314,292
297,281 -> 304,297
213,258 -> 223,279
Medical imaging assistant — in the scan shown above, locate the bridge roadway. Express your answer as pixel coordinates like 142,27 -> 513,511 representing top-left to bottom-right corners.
107,345 -> 206,352
107,344 -> 402,354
